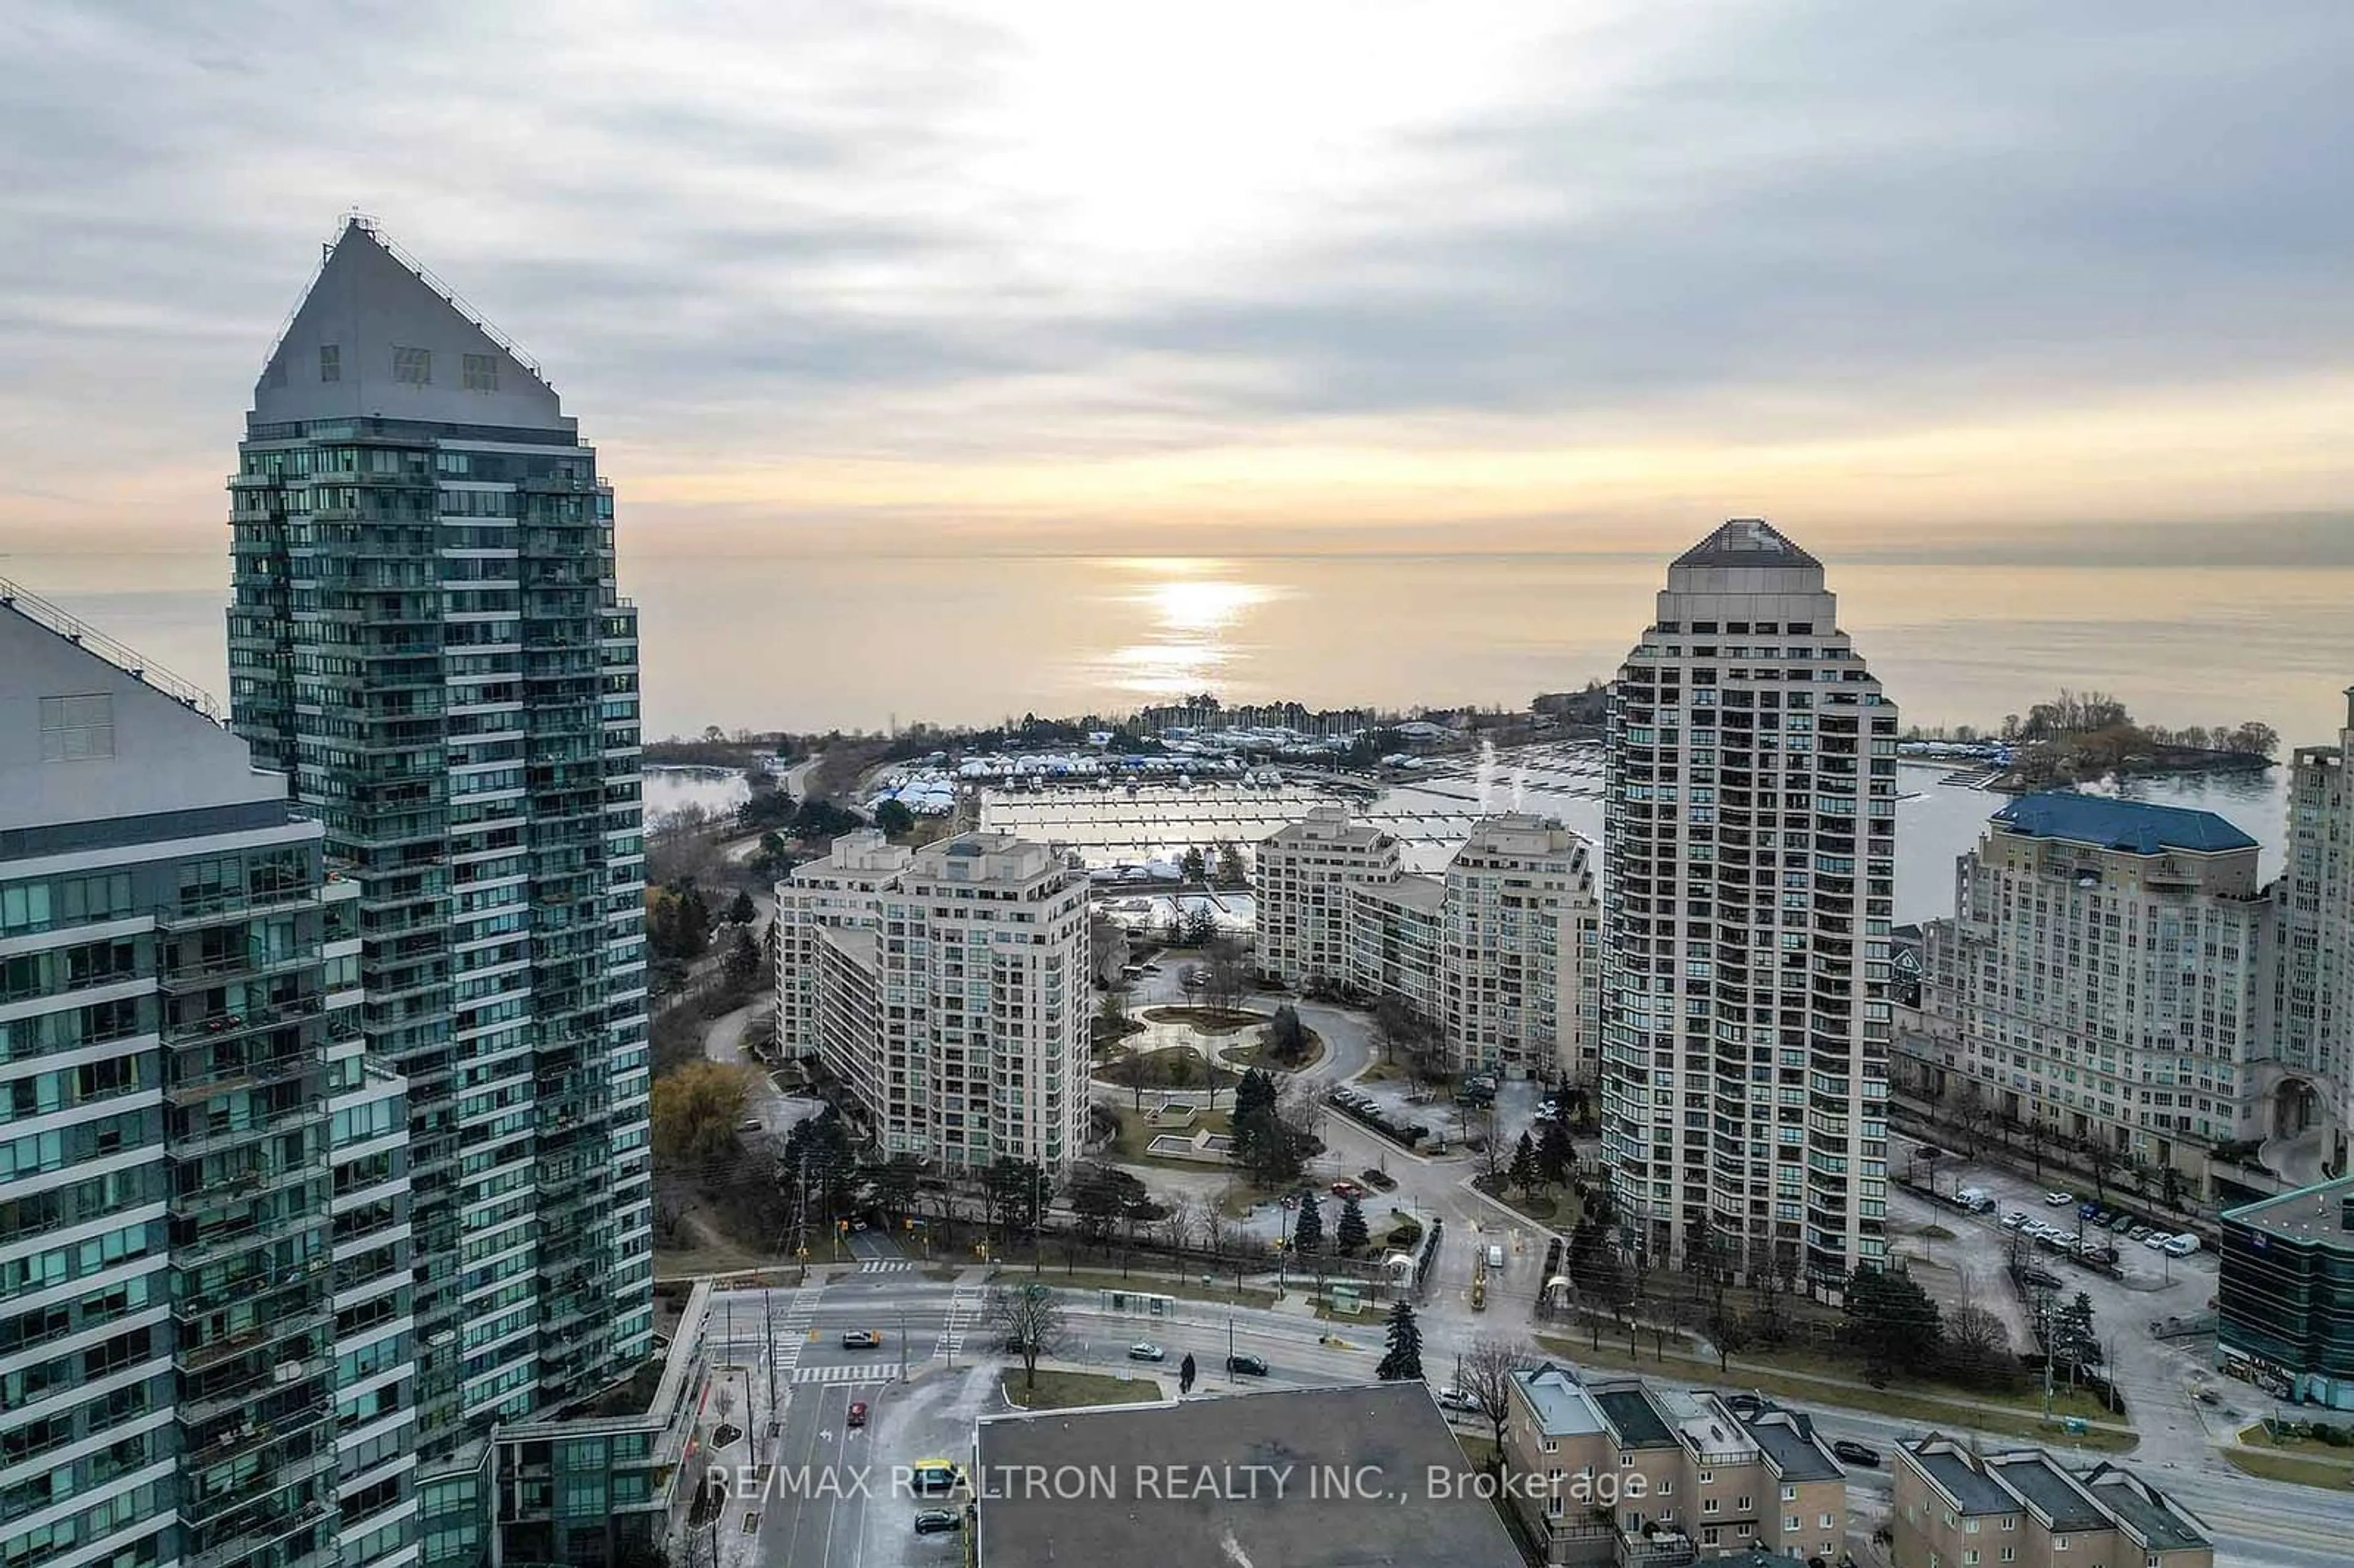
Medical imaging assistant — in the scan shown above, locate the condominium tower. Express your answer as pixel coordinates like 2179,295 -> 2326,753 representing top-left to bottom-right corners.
1601,519 -> 1899,1285
1442,815 -> 1599,1083
0,592 -> 417,1568
2271,693 -> 2354,1146
777,832 -> 1089,1171
1903,793 -> 2266,1198
1256,805 -> 1404,990
226,217 -> 652,1515
1259,809 -> 1598,1080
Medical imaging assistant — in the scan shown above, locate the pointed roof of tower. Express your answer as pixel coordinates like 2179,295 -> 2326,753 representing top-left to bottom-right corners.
249,216 -> 569,434
1672,517 -> 1819,569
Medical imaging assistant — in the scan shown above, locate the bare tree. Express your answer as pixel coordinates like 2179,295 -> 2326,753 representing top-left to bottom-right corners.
1457,1335 -> 1533,1467
986,1281 -> 1067,1392
1157,1195 -> 1200,1255
1200,1192 -> 1235,1259
1204,935 -> 1253,1017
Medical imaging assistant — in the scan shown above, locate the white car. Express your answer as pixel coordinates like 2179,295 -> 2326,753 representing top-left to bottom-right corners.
2001,1211 -> 2030,1230
2143,1233 -> 2173,1251
1436,1385 -> 1479,1414
2044,1191 -> 2074,1207
2163,1234 -> 2201,1257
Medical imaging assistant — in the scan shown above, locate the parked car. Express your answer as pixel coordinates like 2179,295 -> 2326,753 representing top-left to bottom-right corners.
847,1401 -> 868,1428
2021,1266 -> 2062,1290
2044,1191 -> 2075,1207
739,1117 -> 764,1133
1831,1439 -> 1883,1467
1436,1386 -> 1479,1414
913,1510 -> 962,1536
2091,1207 -> 2117,1226
2143,1233 -> 2173,1251
2108,1213 -> 2136,1232
1227,1354 -> 1269,1377
1331,1179 -> 1365,1199
842,1330 -> 883,1349
2002,1211 -> 2030,1230
1128,1342 -> 1167,1362
2163,1234 -> 2201,1257
2128,1225 -> 2154,1243
2079,1200 -> 2102,1219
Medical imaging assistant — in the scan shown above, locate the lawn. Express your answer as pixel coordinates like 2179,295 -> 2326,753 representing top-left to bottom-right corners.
1536,1334 -> 2138,1453
1101,1046 -> 1239,1093
1223,1028 -> 1327,1073
1001,1370 -> 1163,1411
1108,1106 -> 1232,1160
2230,1424 -> 2354,1490
1470,1178 -> 1578,1230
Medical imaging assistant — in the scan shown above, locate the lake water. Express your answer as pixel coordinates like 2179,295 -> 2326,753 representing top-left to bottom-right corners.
30,549 -> 2352,754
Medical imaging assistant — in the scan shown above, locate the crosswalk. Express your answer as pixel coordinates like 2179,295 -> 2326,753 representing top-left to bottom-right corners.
792,1363 -> 889,1386
935,1281 -> 985,1363
772,1287 -> 820,1383
858,1260 -> 916,1274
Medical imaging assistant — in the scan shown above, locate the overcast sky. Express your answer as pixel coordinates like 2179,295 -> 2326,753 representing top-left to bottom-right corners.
4,0 -> 2351,562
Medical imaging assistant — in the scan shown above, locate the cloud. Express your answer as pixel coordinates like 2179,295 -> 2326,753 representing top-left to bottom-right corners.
1,1 -> 2352,554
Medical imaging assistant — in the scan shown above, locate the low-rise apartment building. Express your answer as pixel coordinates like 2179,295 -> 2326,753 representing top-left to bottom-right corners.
1502,1363 -> 1846,1566
1260,809 -> 1599,1080
775,832 -> 1089,1173
1891,1435 -> 2210,1568
1899,793 -> 2268,1198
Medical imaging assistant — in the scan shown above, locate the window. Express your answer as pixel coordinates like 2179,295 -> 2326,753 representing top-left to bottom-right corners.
1702,1499 -> 1720,1516
1785,1515 -> 1800,1531
462,352 -> 499,392
39,695 -> 113,763
392,346 -> 432,384
2054,1537 -> 2069,1551
319,344 -> 340,382
1821,1513 -> 1837,1528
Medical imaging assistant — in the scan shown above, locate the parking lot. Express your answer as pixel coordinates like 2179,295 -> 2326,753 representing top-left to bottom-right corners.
1884,1132 -> 2226,1471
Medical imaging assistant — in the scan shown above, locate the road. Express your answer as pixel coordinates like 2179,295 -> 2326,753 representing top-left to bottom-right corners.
695,1263 -> 2342,1568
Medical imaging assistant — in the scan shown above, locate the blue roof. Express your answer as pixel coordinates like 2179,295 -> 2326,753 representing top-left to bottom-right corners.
1991,791 -> 2256,855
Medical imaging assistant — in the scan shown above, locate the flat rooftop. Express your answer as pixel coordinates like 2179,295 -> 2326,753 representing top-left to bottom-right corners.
1740,1412 -> 1841,1482
1357,874 -> 1447,913
1989,1453 -> 2105,1532
1513,1364 -> 1606,1438
973,1382 -> 1520,1568
2081,1467 -> 2207,1551
2223,1173 -> 2354,1244
1910,1444 -> 2016,1516
1591,1385 -> 1677,1449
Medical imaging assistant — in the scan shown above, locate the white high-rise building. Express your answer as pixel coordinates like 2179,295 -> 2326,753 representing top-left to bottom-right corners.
2271,695 -> 2354,1148
1904,793 -> 2267,1197
775,832 -> 1089,1171
1256,805 -> 1403,990
775,829 -> 913,1060
1601,519 -> 1900,1287
1443,815 -> 1600,1083
1259,808 -> 1599,1081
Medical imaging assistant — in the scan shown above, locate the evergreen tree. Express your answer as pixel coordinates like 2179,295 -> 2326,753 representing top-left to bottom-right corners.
1179,846 -> 1208,882
1291,1192 -> 1324,1255
1509,1132 -> 1539,1197
1335,1195 -> 1370,1254
1537,1115 -> 1575,1189
1844,1262 -> 1944,1379
1376,1299 -> 1424,1381
726,889 -> 757,925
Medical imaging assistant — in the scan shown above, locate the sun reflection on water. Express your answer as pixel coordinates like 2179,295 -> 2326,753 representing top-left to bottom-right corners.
1105,560 -> 1281,699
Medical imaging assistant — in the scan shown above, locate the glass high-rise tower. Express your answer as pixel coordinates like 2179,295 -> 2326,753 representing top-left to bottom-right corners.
1601,520 -> 1899,1289
225,219 -> 652,1516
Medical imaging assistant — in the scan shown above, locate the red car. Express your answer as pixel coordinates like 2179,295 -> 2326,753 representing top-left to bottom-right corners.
1330,1179 -> 1364,1199
847,1401 -> 868,1428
